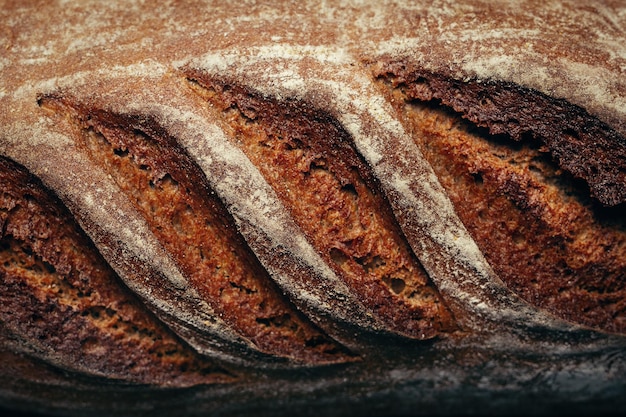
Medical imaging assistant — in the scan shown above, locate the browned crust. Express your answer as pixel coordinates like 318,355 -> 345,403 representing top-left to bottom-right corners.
0,1 -> 625,414
0,156 -> 233,385
374,69 -> 626,335
373,61 -> 626,207
184,73 -> 456,340
35,96 -> 355,365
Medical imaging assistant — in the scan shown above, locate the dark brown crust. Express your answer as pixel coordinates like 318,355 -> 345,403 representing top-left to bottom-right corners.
37,96 -> 354,365
0,156 -> 233,386
374,70 -> 626,335
1,2 -> 626,414
184,73 -> 456,340
373,62 -> 626,207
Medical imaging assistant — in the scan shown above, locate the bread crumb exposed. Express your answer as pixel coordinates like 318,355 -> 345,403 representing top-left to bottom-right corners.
186,74 -> 457,339
0,156 -> 232,386
376,70 -> 626,335
37,96 -> 354,365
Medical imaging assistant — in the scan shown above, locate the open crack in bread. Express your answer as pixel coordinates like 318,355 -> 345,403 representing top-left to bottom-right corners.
1,1 -> 625,416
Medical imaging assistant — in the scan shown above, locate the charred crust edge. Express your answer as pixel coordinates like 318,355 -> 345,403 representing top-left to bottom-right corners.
372,60 -> 626,207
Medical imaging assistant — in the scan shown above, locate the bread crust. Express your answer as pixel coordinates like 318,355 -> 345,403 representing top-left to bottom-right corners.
1,1 -> 625,416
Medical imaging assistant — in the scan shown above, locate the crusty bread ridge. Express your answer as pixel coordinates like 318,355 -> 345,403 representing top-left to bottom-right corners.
1,1 -> 625,416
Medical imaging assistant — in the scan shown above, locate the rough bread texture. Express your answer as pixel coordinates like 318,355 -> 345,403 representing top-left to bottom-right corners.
185,75 -> 456,339
1,1 -> 625,416
0,157 -> 232,387
373,68 -> 626,335
41,97 -> 354,365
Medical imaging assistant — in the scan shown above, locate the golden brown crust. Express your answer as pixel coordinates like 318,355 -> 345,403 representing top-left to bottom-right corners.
372,63 -> 626,206
40,96 -> 354,365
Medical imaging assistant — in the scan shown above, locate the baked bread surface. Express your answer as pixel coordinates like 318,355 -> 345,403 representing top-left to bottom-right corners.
1,1 -> 625,416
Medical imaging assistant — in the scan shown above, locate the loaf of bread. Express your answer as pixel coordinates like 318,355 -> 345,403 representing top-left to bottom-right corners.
1,1 -> 625,416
